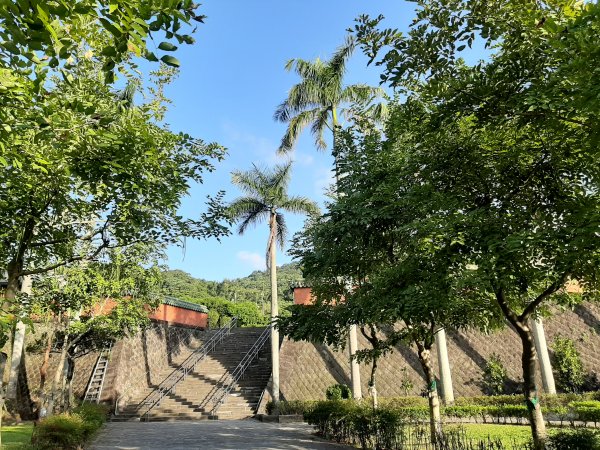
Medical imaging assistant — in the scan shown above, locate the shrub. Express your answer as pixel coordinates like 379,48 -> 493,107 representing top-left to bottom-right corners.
553,336 -> 585,393
482,354 -> 508,396
32,404 -> 109,449
325,383 -> 351,401
548,428 -> 600,450
72,403 -> 108,438
32,414 -> 86,450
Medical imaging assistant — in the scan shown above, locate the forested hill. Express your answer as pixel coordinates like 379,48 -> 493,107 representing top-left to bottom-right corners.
161,263 -> 304,305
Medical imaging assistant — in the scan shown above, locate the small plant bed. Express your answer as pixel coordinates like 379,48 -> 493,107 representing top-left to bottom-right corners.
1,424 -> 35,449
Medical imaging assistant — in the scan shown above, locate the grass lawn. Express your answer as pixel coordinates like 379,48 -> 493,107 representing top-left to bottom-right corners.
447,423 -> 533,447
1,424 -> 34,449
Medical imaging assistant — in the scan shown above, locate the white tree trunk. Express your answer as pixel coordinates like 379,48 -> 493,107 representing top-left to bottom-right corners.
269,214 -> 280,404
6,276 -> 32,400
435,328 -> 454,404
531,318 -> 556,394
348,324 -> 362,399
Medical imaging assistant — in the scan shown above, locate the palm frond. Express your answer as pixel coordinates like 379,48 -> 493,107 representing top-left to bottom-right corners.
281,196 -> 320,217
278,108 -> 322,153
285,57 -> 326,81
232,169 -> 262,196
275,212 -> 288,249
329,35 -> 356,80
226,197 -> 268,234
341,84 -> 385,106
269,161 -> 293,193
310,107 -> 332,150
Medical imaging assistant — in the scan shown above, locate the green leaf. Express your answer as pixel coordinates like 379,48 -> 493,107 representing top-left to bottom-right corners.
158,41 -> 178,51
160,55 -> 180,67
145,51 -> 159,62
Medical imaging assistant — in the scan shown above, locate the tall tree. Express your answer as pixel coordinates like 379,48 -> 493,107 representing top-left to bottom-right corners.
275,38 -> 387,397
227,162 -> 319,405
280,123 -> 499,440
353,3 -> 600,446
0,62 -> 227,398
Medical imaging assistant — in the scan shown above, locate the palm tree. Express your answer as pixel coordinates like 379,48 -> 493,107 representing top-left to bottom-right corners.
227,161 -> 319,404
275,36 -> 387,399
274,36 -> 387,160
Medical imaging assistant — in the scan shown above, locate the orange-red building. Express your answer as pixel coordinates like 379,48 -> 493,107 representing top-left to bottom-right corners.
93,296 -> 209,329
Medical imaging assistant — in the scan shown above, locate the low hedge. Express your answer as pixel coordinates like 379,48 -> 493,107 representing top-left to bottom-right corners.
304,401 -> 515,449
32,403 -> 109,449
272,393 -> 600,425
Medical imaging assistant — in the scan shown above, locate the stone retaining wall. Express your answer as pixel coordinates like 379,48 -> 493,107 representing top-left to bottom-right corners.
278,303 -> 600,401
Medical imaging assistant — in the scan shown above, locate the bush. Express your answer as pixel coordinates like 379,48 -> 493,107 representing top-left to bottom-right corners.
72,403 -> 108,438
325,383 -> 351,401
32,414 -> 86,449
482,354 -> 508,396
32,404 -> 108,449
548,428 -> 600,450
553,336 -> 585,393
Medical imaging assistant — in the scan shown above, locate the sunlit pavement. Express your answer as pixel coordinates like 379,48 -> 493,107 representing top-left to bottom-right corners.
90,419 -> 352,450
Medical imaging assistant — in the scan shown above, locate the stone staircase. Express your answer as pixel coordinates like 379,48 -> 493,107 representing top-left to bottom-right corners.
115,327 -> 271,421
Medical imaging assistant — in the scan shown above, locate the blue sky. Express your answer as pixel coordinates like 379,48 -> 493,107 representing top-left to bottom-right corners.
160,1 -> 416,281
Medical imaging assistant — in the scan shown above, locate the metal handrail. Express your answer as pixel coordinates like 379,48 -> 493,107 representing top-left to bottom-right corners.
208,326 -> 271,416
114,319 -> 212,415
135,318 -> 237,420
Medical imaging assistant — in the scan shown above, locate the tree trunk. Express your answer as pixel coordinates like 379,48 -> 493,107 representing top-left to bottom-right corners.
416,342 -> 442,443
47,334 -> 69,416
495,288 -> 548,449
63,357 -> 75,411
369,356 -> 378,410
516,322 -> 547,450
6,276 -> 32,400
269,212 -> 280,405
36,330 -> 54,418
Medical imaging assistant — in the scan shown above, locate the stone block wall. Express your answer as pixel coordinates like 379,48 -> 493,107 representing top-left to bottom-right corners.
279,303 -> 600,401
19,321 -> 209,417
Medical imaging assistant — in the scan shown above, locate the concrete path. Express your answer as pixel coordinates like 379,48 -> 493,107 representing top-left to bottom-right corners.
91,420 -> 352,450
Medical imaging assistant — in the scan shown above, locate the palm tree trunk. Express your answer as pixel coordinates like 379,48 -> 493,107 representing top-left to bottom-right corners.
331,106 -> 363,399
269,212 -> 280,405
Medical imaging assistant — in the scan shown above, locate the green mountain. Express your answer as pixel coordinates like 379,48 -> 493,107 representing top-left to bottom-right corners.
161,263 -> 304,307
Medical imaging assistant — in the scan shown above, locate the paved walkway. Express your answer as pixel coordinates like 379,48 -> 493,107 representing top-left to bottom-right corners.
91,420 -> 352,450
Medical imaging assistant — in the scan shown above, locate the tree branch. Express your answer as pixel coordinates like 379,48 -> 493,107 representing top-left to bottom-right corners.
519,272 -> 570,322
494,287 -> 521,328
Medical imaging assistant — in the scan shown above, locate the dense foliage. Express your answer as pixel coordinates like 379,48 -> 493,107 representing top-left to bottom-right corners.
482,354 -> 509,396
552,336 -> 585,393
280,1 -> 600,448
161,263 -> 304,307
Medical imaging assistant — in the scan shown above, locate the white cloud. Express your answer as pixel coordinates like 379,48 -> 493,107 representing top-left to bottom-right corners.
221,122 -> 315,168
237,251 -> 266,270
221,122 -> 276,162
291,151 -> 314,167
